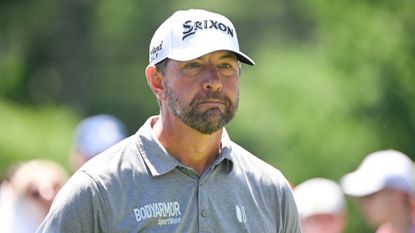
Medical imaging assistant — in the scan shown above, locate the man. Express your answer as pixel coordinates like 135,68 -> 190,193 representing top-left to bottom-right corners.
294,178 -> 346,233
341,149 -> 415,233
36,9 -> 301,233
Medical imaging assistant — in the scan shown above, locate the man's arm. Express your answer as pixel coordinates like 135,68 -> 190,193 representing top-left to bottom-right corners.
280,183 -> 302,233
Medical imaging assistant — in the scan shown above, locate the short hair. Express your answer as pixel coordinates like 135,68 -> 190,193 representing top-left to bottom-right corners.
154,59 -> 169,109
155,59 -> 169,76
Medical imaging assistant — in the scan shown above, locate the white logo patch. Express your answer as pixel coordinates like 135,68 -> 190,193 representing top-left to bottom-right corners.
133,201 -> 182,227
235,205 -> 247,223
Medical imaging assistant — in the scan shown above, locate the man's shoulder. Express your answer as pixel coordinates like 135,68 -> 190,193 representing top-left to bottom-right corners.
61,134 -> 151,205
79,135 -> 145,181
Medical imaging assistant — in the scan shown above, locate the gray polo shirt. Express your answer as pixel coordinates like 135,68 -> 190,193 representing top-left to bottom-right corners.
36,116 -> 301,233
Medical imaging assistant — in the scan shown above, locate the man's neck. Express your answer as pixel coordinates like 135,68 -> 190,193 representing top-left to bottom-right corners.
152,115 -> 222,175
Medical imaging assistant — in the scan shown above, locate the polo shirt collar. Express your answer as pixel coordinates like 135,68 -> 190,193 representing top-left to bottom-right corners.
135,116 -> 234,177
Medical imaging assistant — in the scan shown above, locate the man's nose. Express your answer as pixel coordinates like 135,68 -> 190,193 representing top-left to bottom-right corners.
202,65 -> 222,91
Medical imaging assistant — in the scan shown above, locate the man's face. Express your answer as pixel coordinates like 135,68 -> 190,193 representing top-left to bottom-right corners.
358,189 -> 396,226
161,50 -> 240,134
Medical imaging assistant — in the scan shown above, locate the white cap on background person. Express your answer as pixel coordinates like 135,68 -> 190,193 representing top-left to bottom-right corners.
74,114 -> 127,158
294,178 -> 345,218
341,149 -> 415,197
148,9 -> 255,66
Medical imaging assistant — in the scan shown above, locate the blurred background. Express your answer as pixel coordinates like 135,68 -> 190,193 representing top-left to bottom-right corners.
1,0 -> 414,232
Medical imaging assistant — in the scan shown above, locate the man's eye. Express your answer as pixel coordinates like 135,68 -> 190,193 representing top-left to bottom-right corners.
218,62 -> 238,76
184,62 -> 202,69
218,63 -> 236,70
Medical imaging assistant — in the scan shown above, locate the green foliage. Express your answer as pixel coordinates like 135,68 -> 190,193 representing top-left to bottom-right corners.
0,45 -> 25,97
0,100 -> 78,177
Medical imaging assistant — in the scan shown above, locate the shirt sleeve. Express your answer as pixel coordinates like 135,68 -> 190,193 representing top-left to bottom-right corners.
36,171 -> 109,233
279,183 -> 302,233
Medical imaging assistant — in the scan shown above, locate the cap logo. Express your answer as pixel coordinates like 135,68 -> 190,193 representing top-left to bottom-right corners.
150,41 -> 163,63
182,19 -> 234,40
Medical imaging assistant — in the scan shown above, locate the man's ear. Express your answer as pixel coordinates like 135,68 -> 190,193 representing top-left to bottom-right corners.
145,65 -> 165,100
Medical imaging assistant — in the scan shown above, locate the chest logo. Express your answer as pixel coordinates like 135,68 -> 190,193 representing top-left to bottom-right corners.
133,201 -> 182,227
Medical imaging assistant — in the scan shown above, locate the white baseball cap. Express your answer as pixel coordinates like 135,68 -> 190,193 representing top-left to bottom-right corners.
294,178 -> 345,218
148,9 -> 255,66
341,149 -> 415,197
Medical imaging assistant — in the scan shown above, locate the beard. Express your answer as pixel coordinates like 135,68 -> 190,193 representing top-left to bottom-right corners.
164,82 -> 239,135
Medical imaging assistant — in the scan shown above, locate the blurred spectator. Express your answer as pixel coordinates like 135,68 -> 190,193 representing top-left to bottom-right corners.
294,177 -> 346,233
341,149 -> 415,233
69,114 -> 127,170
0,159 -> 68,233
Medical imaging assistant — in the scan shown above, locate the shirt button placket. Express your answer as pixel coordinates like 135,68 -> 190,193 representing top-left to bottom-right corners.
201,209 -> 207,217
198,179 -> 210,233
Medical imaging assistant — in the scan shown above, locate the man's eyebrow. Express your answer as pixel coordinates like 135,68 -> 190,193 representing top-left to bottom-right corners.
219,52 -> 237,60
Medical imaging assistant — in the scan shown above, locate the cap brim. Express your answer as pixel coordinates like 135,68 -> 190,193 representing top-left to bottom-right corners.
168,45 -> 255,66
341,172 -> 384,197
235,51 -> 255,66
